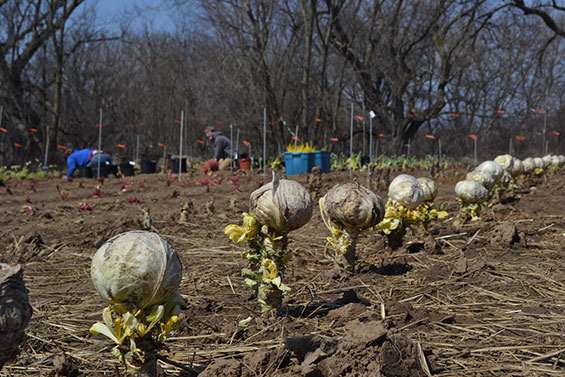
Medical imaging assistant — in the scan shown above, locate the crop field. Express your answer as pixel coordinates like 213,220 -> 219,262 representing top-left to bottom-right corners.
1,163 -> 564,376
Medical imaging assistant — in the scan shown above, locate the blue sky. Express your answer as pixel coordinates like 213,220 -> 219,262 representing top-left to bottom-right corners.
94,0 -> 174,31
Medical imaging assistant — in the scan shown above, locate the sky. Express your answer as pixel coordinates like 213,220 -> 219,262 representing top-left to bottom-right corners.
94,0 -> 175,32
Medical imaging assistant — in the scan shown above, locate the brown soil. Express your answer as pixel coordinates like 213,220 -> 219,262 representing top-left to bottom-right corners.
1,166 -> 564,376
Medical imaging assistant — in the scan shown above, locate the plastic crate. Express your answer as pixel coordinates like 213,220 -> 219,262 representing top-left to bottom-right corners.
313,151 -> 331,173
284,152 -> 314,175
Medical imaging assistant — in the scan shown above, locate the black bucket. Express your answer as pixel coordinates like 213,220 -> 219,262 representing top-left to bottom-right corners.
140,160 -> 157,174
78,166 -> 92,178
119,162 -> 135,177
91,164 -> 108,178
171,158 -> 187,173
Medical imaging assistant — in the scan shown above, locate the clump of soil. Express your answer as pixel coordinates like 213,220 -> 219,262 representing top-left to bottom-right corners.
284,320 -> 426,377
49,354 -> 80,377
488,221 -> 526,247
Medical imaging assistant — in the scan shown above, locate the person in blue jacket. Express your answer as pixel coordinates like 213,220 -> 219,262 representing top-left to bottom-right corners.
64,148 -> 113,178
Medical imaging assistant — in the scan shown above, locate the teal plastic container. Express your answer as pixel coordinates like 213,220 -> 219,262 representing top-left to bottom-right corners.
284,152 -> 314,175
313,151 -> 331,173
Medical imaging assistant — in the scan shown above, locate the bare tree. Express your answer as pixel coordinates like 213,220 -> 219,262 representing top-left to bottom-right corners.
0,0 -> 87,165
509,0 -> 565,37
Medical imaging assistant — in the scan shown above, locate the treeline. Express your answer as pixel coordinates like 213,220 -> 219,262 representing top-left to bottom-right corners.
1,0 -> 564,168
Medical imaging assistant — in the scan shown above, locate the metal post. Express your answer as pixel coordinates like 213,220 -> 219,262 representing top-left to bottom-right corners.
178,110 -> 184,180
362,103 -> 365,156
438,138 -> 442,162
349,102 -> 353,180
97,108 -> 102,179
236,128 -> 240,158
542,88 -> 548,156
375,138 -> 379,160
543,112 -> 548,155
473,138 -> 477,164
369,114 -> 373,162
135,134 -> 140,163
263,107 -> 266,178
230,123 -> 233,171
509,137 -> 513,155
0,106 -> 4,167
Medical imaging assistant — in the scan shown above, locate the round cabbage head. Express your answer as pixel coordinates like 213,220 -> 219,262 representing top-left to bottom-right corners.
455,180 -> 489,204
494,154 -> 514,172
522,158 -> 535,173
542,155 -> 552,167
475,161 -> 504,184
416,177 -> 438,202
91,231 -> 182,309
510,158 -> 523,177
321,182 -> 385,231
250,176 -> 313,232
388,174 -> 423,209
465,170 -> 495,191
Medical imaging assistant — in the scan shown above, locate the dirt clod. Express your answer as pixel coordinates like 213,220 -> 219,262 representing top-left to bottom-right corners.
489,221 -> 523,246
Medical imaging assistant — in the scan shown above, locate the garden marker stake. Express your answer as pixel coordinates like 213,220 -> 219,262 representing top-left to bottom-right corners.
0,106 -> 4,167
469,134 -> 477,164
178,110 -> 184,180
230,123 -> 233,171
542,87 -> 548,155
97,108 -> 102,179
235,127 -> 240,160
263,107 -> 266,178
362,103 -> 366,156
136,134 -> 140,163
349,102 -> 353,180
369,110 -> 376,162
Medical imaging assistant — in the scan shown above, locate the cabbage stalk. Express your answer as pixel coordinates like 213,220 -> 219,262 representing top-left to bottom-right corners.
320,182 -> 384,274
225,173 -> 313,313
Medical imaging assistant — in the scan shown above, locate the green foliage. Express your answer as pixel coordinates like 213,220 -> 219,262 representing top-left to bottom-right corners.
0,162 -> 60,182
373,154 -> 447,170
225,213 -> 291,314
329,153 -> 448,172
457,199 -> 482,222
90,294 -> 187,373
269,154 -> 284,170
